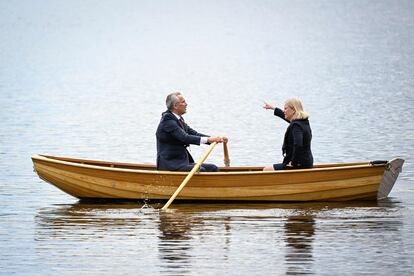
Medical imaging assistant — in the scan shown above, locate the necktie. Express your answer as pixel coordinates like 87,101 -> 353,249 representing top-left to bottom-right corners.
179,116 -> 185,129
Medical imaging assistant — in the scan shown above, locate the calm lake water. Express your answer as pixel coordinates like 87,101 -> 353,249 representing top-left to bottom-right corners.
1,0 -> 414,275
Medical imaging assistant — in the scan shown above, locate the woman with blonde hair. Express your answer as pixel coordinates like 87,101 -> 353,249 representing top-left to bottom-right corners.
263,98 -> 313,171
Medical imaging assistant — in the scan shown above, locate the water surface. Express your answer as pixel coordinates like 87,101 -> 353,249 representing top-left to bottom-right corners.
1,0 -> 413,275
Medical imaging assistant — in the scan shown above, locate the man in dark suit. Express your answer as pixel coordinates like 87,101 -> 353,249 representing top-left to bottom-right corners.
156,92 -> 227,172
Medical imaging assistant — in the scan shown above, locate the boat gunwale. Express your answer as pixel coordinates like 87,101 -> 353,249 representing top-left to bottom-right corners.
31,154 -> 384,176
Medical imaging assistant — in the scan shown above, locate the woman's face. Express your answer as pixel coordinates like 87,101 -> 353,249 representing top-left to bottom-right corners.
284,104 -> 295,121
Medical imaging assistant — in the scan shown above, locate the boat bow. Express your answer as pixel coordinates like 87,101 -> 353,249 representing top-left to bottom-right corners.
377,158 -> 405,199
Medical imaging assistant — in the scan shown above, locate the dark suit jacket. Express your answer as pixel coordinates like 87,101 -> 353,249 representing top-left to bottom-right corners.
274,108 -> 313,168
156,111 -> 209,171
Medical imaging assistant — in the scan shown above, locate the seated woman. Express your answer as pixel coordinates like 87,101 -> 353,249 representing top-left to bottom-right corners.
262,98 -> 313,171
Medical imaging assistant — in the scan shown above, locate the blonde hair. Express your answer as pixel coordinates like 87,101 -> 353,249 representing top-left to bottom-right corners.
285,98 -> 309,120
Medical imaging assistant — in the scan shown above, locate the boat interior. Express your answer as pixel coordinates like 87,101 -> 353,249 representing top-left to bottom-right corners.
37,154 -> 373,172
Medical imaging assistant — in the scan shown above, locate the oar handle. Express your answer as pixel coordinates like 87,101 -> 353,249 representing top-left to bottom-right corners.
161,142 -> 218,210
223,142 -> 230,167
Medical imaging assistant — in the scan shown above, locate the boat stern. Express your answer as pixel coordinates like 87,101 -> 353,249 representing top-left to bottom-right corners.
377,158 -> 404,199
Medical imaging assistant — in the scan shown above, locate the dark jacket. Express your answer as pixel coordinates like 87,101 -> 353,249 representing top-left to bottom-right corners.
156,111 -> 209,171
274,108 -> 313,168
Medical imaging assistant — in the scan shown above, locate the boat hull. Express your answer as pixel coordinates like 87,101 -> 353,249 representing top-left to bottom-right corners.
31,155 -> 404,202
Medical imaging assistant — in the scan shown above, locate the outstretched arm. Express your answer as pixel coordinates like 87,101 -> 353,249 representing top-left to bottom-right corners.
263,102 -> 289,123
183,122 -> 227,144
164,120 -> 203,145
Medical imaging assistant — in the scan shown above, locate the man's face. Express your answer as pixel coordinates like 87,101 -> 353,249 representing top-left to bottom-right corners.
174,95 -> 187,115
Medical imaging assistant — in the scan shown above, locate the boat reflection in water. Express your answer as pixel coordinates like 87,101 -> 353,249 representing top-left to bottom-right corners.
34,200 -> 402,274
284,214 -> 316,274
281,199 -> 403,275
157,210 -> 199,274
35,203 -> 147,241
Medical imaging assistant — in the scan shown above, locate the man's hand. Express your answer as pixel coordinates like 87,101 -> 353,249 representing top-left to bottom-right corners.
208,136 -> 228,143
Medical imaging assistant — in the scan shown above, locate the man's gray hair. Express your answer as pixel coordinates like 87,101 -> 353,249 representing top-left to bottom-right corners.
166,92 -> 182,111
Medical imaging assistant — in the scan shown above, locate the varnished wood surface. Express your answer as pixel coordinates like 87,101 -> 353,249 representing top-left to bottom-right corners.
32,154 -> 394,202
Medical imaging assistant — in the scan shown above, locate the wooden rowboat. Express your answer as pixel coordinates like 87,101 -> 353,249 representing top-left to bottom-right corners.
31,154 -> 404,202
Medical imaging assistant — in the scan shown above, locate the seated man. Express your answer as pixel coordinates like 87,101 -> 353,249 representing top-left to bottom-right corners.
156,92 -> 227,172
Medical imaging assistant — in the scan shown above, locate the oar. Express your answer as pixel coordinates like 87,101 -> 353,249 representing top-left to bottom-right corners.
223,142 -> 230,167
161,142 -> 218,210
